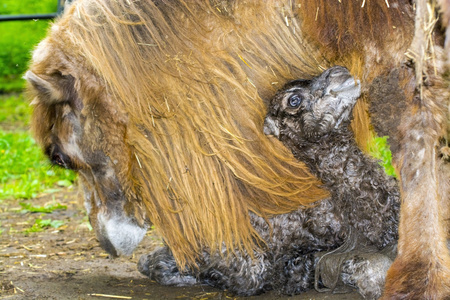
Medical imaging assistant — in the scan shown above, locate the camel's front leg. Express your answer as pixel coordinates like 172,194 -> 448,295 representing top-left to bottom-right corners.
382,93 -> 450,299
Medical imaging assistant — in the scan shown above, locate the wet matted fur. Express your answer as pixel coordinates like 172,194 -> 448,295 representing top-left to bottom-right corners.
25,0 -> 450,298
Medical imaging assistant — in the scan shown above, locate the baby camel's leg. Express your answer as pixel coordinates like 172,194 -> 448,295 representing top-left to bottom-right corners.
138,246 -> 198,286
138,245 -> 273,296
198,251 -> 272,296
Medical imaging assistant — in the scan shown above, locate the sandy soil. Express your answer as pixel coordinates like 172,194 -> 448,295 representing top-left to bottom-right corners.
0,188 -> 362,300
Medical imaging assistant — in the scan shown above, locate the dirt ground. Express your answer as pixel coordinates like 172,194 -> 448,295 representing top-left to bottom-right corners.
0,187 -> 363,300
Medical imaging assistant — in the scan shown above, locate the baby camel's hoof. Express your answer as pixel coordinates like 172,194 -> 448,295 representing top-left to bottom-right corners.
315,237 -> 396,300
341,252 -> 393,300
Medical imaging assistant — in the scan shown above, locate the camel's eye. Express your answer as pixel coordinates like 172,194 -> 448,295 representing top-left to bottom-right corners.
288,94 -> 302,108
52,152 -> 66,168
46,144 -> 75,170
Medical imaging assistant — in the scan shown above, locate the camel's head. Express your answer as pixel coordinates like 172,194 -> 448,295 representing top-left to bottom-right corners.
25,38 -> 148,258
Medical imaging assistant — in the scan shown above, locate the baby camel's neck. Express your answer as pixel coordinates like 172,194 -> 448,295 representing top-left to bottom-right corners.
283,126 -> 385,196
282,124 -> 400,249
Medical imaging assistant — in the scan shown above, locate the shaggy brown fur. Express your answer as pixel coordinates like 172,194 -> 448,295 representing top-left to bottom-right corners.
26,0 -> 450,298
28,1 -> 335,266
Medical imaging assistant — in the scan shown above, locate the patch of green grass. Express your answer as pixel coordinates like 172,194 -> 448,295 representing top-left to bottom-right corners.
0,94 -> 31,128
0,1 -> 58,15
369,136 -> 397,178
0,0 -> 57,92
0,130 -> 77,200
19,202 -> 67,213
24,218 -> 65,233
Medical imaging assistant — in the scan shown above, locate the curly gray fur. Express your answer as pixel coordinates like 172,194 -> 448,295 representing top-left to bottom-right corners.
138,66 -> 400,299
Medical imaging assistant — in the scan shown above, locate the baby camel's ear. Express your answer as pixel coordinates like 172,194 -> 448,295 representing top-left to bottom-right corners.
24,71 -> 64,103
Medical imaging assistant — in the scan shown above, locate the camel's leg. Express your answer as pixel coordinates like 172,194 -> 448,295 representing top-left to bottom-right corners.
438,157 -> 450,240
382,101 -> 450,299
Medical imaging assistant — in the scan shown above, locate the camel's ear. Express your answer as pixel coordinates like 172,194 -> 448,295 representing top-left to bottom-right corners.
24,71 -> 64,103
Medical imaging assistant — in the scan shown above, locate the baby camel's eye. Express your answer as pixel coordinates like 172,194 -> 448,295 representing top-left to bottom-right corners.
288,94 -> 302,108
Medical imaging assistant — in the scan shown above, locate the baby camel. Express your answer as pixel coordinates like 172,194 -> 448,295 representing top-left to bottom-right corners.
263,66 -> 400,297
138,66 -> 399,299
